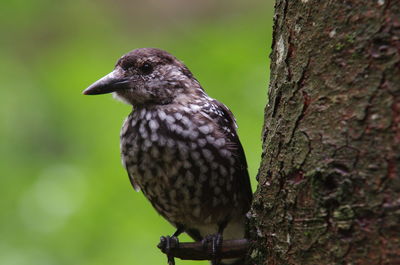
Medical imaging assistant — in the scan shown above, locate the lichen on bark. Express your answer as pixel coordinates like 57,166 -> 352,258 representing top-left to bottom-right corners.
249,0 -> 400,264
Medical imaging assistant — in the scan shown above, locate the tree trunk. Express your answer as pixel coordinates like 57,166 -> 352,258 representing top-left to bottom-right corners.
248,1 -> 400,264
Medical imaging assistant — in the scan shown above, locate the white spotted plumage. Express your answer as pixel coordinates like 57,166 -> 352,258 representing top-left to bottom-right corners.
121,97 -> 251,230
87,48 -> 252,252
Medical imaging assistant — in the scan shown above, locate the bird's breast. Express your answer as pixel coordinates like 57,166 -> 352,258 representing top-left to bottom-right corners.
120,107 -> 242,225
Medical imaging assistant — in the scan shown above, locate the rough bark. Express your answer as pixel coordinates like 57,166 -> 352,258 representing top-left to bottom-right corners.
249,1 -> 400,264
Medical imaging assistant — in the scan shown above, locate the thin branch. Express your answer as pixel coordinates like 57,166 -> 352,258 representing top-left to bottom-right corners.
157,238 -> 250,261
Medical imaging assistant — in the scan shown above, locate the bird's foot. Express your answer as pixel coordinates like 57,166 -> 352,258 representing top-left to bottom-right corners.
202,233 -> 223,265
158,236 -> 180,265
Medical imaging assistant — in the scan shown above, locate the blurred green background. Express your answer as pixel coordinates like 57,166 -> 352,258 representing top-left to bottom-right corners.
1,0 -> 273,264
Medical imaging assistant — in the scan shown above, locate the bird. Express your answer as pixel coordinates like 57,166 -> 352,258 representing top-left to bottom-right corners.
83,48 -> 252,265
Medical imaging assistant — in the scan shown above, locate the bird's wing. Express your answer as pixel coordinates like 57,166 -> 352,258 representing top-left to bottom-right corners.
202,99 -> 253,208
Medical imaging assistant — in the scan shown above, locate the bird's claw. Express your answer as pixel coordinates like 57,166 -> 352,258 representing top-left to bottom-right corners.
158,236 -> 179,265
202,234 -> 223,265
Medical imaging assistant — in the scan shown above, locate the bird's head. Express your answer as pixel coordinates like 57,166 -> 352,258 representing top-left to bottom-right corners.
83,48 -> 202,106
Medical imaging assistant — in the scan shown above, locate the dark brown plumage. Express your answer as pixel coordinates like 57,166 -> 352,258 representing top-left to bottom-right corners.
84,48 -> 252,264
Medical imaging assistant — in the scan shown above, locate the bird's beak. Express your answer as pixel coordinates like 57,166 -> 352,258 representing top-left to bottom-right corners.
83,69 -> 130,95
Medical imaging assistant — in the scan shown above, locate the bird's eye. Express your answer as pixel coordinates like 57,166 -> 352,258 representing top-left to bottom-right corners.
140,63 -> 153,75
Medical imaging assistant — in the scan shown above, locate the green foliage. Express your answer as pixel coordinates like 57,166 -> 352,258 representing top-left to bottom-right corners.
0,1 -> 273,264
